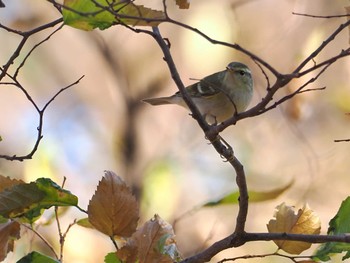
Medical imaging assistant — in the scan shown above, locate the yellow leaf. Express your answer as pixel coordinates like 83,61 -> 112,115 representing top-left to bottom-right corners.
267,203 -> 321,254
88,171 -> 139,237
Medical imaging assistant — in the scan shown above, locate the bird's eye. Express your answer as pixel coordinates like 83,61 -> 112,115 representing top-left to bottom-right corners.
238,70 -> 246,76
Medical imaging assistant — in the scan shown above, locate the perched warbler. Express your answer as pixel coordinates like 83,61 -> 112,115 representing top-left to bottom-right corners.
143,62 -> 253,124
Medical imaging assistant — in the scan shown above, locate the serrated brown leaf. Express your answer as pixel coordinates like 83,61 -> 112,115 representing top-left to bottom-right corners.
0,220 -> 20,261
267,203 -> 321,254
0,175 -> 24,192
118,4 -> 166,26
88,171 -> 139,237
133,214 -> 178,263
116,243 -> 138,263
175,0 -> 190,9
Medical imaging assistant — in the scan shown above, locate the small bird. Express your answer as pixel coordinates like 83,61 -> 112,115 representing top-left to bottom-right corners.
143,62 -> 253,124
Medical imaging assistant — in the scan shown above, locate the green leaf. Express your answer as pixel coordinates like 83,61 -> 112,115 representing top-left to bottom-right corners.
104,252 -> 122,263
0,216 -> 8,224
313,196 -> 350,261
76,217 -> 95,229
62,0 -> 165,31
35,178 -> 78,206
204,181 -> 293,206
0,178 -> 78,222
16,251 -> 59,263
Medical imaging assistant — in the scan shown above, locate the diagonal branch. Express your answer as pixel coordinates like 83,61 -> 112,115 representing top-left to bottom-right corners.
148,26 -> 250,260
14,23 -> 64,79
0,76 -> 84,161
0,18 -> 63,81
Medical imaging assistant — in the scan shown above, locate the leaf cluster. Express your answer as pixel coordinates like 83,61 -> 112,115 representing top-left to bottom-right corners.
1,171 -> 350,262
0,172 -> 181,263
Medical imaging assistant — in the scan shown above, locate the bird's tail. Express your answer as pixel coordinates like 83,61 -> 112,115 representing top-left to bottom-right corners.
142,97 -> 173,106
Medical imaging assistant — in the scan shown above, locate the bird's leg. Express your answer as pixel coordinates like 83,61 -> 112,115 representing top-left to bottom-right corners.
191,111 -> 234,161
219,136 -> 234,162
204,125 -> 234,162
205,134 -> 234,161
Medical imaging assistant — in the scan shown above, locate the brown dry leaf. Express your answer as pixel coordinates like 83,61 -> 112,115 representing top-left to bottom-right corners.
0,175 -> 24,192
267,203 -> 321,254
0,221 -> 20,261
116,242 -> 138,263
345,6 -> 350,44
175,0 -> 190,9
119,4 -> 166,27
133,214 -> 179,263
88,171 -> 139,237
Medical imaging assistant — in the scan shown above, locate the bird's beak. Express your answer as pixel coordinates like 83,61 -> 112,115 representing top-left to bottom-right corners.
226,66 -> 235,72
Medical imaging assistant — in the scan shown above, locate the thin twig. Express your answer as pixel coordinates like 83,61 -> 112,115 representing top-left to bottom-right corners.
218,251 -> 313,263
58,216 -> 77,261
292,12 -> 350,19
20,222 -> 59,260
55,207 -> 64,261
0,18 -> 63,81
334,139 -> 350,142
0,76 -> 84,161
14,23 -> 64,79
294,20 -> 350,73
110,236 -> 119,250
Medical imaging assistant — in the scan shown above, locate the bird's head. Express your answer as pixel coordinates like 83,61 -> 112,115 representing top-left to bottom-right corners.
225,62 -> 253,89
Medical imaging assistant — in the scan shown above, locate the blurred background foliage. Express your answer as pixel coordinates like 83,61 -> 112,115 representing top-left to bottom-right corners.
1,0 -> 350,262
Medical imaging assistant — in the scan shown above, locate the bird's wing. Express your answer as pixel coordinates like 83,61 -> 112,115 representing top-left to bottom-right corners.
175,70 -> 225,98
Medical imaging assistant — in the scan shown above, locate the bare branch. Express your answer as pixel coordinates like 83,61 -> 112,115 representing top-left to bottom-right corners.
14,23 -> 64,79
334,139 -> 350,142
0,76 -> 84,161
0,18 -> 63,81
294,20 -> 350,73
20,222 -> 59,260
292,12 -> 350,19
181,232 -> 350,263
